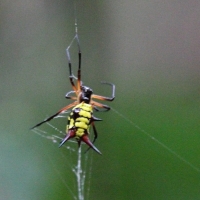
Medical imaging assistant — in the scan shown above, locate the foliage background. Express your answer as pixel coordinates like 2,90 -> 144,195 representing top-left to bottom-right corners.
1,0 -> 200,199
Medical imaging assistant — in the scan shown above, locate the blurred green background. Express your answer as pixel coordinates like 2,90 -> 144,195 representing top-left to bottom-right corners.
1,0 -> 200,199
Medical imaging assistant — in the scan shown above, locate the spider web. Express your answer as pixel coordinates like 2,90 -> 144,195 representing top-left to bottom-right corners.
31,105 -> 200,200
111,107 -> 200,173
31,112 -> 93,200
30,1 -> 97,199
31,0 -> 200,199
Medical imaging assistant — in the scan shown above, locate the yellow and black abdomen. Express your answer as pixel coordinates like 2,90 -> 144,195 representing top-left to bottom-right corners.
66,102 -> 93,140
60,101 -> 102,154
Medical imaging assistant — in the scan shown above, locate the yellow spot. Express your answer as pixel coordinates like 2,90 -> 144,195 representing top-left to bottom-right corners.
82,104 -> 92,111
69,118 -> 74,129
76,128 -> 84,137
79,110 -> 91,118
75,121 -> 88,129
76,117 -> 89,124
73,102 -> 92,112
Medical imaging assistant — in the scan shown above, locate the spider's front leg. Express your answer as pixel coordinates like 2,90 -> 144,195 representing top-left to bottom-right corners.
92,82 -> 115,101
65,91 -> 77,100
30,101 -> 78,129
91,101 -> 111,111
66,34 -> 82,94
91,82 -> 115,111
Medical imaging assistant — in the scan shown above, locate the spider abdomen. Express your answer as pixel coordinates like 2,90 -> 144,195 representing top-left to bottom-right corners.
59,101 -> 102,154
67,102 -> 93,138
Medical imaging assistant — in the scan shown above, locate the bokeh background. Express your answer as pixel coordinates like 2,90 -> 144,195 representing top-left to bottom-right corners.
1,0 -> 200,199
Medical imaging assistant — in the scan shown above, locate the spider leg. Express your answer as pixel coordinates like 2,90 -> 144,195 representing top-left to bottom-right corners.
92,82 -> 115,101
66,45 -> 77,93
85,120 -> 101,153
77,35 -> 82,92
65,91 -> 77,100
93,106 -> 100,111
91,122 -> 98,143
66,34 -> 82,94
91,100 -> 111,111
30,101 -> 78,129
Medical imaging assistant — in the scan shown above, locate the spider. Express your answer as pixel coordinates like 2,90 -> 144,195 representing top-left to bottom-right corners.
31,34 -> 115,154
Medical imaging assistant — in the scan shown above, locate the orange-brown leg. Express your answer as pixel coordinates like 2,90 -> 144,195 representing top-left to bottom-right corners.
91,100 -> 110,111
31,101 -> 78,129
92,82 -> 115,101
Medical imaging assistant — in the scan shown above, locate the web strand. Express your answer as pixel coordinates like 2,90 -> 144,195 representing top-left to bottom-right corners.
31,0 -> 200,198
73,0 -> 78,35
32,121 -> 91,200
111,107 -> 200,173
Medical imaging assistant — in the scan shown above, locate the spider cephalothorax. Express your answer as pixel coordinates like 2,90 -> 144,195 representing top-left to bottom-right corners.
79,86 -> 93,104
31,34 -> 115,154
